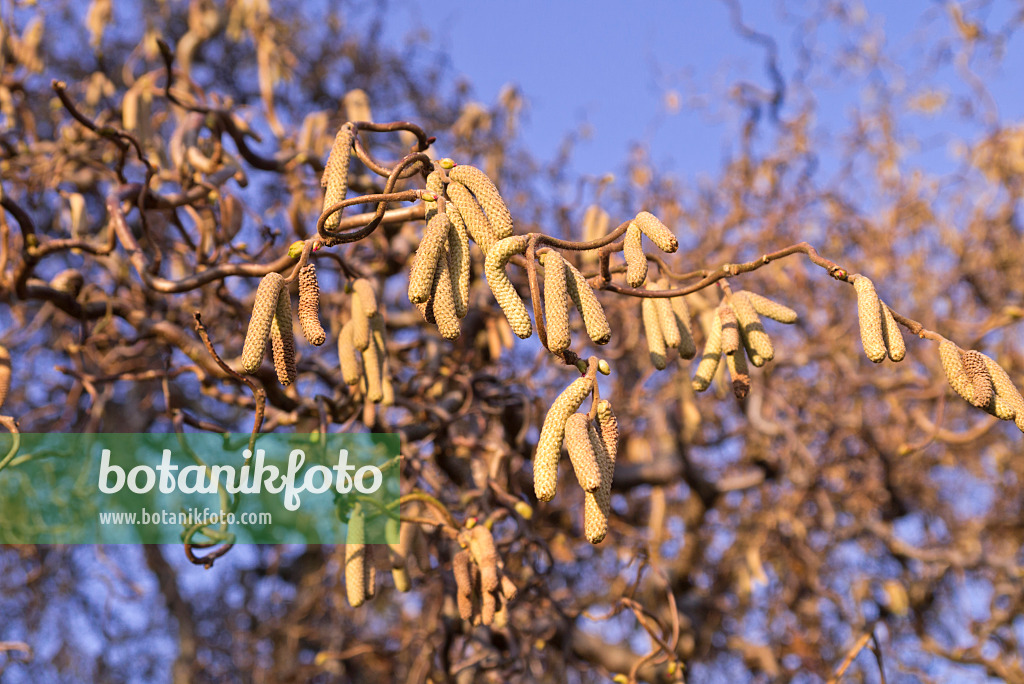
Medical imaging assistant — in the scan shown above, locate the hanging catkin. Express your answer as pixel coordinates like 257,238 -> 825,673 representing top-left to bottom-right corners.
352,278 -> 378,316
338,321 -> 362,386
351,291 -> 370,352
448,164 -> 514,239
322,122 -> 354,231
270,285 -> 296,386
408,212 -> 452,304
465,525 -> 499,594
653,280 -> 682,349
424,169 -> 445,223
880,302 -> 906,362
564,259 -> 611,345
719,303 -> 740,356
633,211 -> 678,253
980,353 -> 1024,430
565,413 -> 602,492
624,222 -> 647,288
0,345 -> 10,411
670,295 -> 697,359
453,549 -> 476,621
960,349 -> 993,408
447,180 -> 496,255
731,291 -> 773,366
693,309 -> 724,392
534,375 -> 595,502
431,248 -> 461,340
725,344 -> 751,399
743,290 -> 799,324
388,517 -> 412,593
297,264 -> 326,346
363,314 -> 386,403
242,272 -> 285,374
585,400 -> 618,544
447,215 -> 471,319
642,297 -> 667,370
345,503 -> 368,607
543,252 -> 571,353
484,234 -> 533,339
853,275 -> 887,363
939,341 -> 974,405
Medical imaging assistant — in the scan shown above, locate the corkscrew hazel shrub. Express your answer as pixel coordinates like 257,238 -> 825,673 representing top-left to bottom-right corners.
534,374 -> 595,501
484,234 -> 533,339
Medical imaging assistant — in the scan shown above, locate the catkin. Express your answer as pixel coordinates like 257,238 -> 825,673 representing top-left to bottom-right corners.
389,518 -> 413,593
449,164 -> 513,239
653,281 -> 682,349
980,353 -> 1024,429
364,544 -> 378,601
693,310 -> 724,392
453,549 -> 475,621
939,341 -> 974,405
270,286 -> 296,386
534,375 -> 595,502
670,296 -> 697,359
297,264 -> 326,346
484,234 -> 533,339
853,275 -> 887,363
352,278 -> 378,316
624,223 -> 647,288
431,248 -> 461,340
408,212 -> 451,304
960,350 -> 993,409
726,344 -> 751,399
564,260 -> 611,345
633,211 -> 678,253
447,180 -> 496,255
242,272 -> 284,374
500,575 -> 519,602
642,297 -> 667,370
363,314 -> 386,403
584,415 -> 616,544
351,292 -> 370,352
322,122 -> 354,231
447,215 -> 471,319
565,413 -> 602,492
880,303 -> 906,362
0,345 -> 10,411
424,169 -> 445,223
338,321 -> 362,385
543,252 -> 571,353
743,290 -> 798,324
731,291 -> 773,366
467,525 -> 499,593
345,503 -> 367,607
719,303 -> 740,355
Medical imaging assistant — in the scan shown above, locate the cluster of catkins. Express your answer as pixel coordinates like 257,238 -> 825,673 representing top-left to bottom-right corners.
452,522 -> 518,627
338,278 -> 393,405
691,290 -> 798,398
534,370 -> 620,543
408,159 -> 513,339
939,340 -> 1024,433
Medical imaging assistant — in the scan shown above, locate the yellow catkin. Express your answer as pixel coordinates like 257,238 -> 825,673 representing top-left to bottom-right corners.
543,252 -> 571,353
389,517 -> 413,593
322,122 -> 354,231
726,344 -> 751,399
424,169 -> 445,223
481,586 -> 497,626
381,357 -> 395,407
351,292 -> 370,352
881,302 -> 905,362
338,321 -> 362,385
431,248 -> 461,340
960,350 -> 993,409
345,503 -> 367,608
653,280 -> 681,349
565,413 -> 602,492
447,180 -> 496,255
534,375 -> 595,502
364,543 -> 378,600
242,272 -> 285,374
0,345 -> 10,411
363,314 -> 386,403
693,310 -> 723,392
623,222 -> 647,288
564,260 -> 611,345
584,405 -> 617,544
743,290 -> 798,324
453,550 -> 475,621
270,286 -> 296,386
447,215 -> 471,319
297,264 -> 326,346
500,575 -> 518,602
633,211 -> 678,253
352,278 -> 378,316
582,205 -> 610,268
642,297 -> 667,370
484,234 -> 533,339
719,303 -> 740,355
939,341 -> 974,405
670,295 -> 697,360
731,291 -> 773,366
408,212 -> 451,304
980,353 -> 1024,430
449,164 -> 513,239
853,275 -> 886,363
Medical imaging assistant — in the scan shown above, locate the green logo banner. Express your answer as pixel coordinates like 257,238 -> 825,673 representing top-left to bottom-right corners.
0,433 -> 400,544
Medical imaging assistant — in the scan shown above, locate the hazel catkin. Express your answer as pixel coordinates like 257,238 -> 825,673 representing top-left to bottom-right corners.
241,272 -> 285,374
642,297 -> 667,370
564,259 -> 611,345
297,264 -> 326,346
345,503 -> 368,607
693,309 -> 724,392
853,275 -> 887,363
447,180 -> 496,255
633,211 -> 678,253
543,252 -> 571,353
448,164 -> 513,239
408,212 -> 452,305
534,375 -> 595,502
322,123 -> 354,232
565,413 -> 602,492
623,222 -> 647,288
270,284 -> 297,386
338,321 -> 362,386
485,234 -> 533,339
